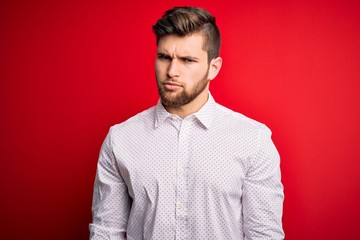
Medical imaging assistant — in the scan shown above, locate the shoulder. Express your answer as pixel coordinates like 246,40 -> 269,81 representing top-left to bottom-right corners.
108,105 -> 157,137
214,102 -> 270,133
213,103 -> 277,159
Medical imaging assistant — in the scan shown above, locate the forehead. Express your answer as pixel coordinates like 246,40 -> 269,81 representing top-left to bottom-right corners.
157,33 -> 206,56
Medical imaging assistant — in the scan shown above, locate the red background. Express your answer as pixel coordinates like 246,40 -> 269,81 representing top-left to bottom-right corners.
1,0 -> 360,239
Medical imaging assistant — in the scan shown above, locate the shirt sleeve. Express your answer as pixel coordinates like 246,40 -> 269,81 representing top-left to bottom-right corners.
89,128 -> 131,240
242,125 -> 285,240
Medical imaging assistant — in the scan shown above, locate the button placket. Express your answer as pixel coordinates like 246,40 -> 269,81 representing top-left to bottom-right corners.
175,118 -> 191,239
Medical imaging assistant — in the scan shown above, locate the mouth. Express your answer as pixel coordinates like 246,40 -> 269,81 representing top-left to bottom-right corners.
163,82 -> 182,91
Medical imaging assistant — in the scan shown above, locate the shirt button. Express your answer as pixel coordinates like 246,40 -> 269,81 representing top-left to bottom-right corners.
177,202 -> 184,210
178,167 -> 185,175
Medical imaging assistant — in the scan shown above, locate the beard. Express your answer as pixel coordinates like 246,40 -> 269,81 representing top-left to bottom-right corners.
157,68 -> 210,108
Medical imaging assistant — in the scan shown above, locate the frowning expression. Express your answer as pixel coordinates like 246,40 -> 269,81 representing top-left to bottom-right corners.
155,33 -> 210,108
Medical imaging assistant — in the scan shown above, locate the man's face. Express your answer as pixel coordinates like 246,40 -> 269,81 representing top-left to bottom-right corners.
155,33 -> 210,108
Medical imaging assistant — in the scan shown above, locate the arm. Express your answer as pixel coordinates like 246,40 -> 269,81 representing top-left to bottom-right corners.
89,128 -> 131,240
242,126 -> 285,239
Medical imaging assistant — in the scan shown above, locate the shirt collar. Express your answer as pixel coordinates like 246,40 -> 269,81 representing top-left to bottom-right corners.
154,100 -> 172,128
193,93 -> 216,129
154,92 -> 216,130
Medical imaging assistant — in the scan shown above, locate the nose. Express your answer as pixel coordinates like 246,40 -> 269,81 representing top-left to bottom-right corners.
167,59 -> 180,78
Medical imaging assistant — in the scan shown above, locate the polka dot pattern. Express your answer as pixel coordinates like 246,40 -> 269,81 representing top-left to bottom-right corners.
90,93 -> 284,239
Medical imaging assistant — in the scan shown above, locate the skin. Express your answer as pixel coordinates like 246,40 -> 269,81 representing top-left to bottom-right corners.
155,33 -> 222,118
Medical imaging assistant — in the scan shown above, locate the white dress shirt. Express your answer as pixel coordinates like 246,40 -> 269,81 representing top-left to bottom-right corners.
90,93 -> 284,240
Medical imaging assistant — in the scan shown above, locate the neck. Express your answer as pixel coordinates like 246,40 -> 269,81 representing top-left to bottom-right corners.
165,90 -> 209,118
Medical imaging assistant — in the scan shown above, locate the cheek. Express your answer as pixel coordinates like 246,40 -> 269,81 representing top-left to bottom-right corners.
188,65 -> 208,81
154,62 -> 163,78
155,61 -> 168,76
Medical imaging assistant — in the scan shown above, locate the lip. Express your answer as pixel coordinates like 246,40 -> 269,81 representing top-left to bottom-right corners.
163,82 -> 182,91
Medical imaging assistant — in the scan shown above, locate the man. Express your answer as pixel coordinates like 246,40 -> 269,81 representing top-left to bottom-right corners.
90,6 -> 284,240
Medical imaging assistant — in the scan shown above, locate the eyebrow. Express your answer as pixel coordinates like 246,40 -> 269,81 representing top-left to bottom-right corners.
157,51 -> 199,61
157,52 -> 170,58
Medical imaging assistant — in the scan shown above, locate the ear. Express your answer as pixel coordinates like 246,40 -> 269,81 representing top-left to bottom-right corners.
208,57 -> 222,81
